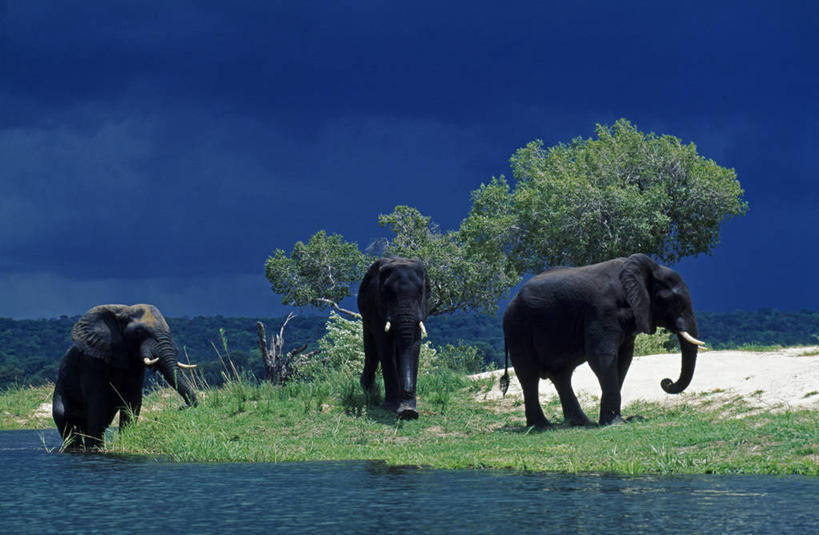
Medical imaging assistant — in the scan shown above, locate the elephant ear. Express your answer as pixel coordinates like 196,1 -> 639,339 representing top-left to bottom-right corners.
71,305 -> 130,369
359,258 -> 384,295
619,254 -> 655,334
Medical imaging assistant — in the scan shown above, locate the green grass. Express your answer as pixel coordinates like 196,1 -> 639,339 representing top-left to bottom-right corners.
0,383 -> 54,429
102,369 -> 818,475
2,371 -> 817,475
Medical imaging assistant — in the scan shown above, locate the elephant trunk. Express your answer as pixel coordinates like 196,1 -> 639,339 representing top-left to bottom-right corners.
395,312 -> 420,400
389,304 -> 421,421
154,335 -> 198,407
661,320 -> 700,394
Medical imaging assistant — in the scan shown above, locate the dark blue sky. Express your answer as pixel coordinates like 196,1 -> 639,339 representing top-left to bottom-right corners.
1,2 -> 817,318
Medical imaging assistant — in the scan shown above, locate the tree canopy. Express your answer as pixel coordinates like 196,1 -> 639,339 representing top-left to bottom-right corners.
461,118 -> 748,273
264,207 -> 515,316
266,119 -> 747,317
264,230 -> 371,311
377,206 -> 517,315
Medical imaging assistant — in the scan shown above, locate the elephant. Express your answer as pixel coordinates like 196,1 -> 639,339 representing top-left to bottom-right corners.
358,257 -> 430,420
501,253 -> 705,428
52,304 -> 198,449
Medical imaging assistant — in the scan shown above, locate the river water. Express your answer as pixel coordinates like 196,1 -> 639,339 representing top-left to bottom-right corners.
1,430 -> 817,534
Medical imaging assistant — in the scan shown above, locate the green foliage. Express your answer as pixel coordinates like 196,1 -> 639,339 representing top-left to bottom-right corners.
697,308 -> 819,349
463,118 -> 748,272
301,312 -> 441,383
434,341 -> 486,373
379,205 -> 519,315
308,312 -> 366,379
264,230 -> 372,309
426,313 -> 505,368
633,329 -> 679,356
0,316 -> 73,388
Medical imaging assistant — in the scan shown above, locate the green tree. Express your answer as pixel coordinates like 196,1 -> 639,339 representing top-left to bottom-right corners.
265,119 -> 747,322
264,230 -> 371,314
264,207 -> 518,318
461,118 -> 748,273
378,205 -> 518,315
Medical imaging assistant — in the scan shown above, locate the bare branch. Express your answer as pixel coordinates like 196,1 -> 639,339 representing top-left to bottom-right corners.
314,298 -> 362,319
257,313 -> 322,385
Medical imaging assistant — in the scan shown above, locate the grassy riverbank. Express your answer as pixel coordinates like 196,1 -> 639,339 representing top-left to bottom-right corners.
4,368 -> 816,475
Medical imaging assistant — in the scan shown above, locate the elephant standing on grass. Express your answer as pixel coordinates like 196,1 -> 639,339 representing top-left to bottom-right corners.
358,258 -> 430,420
502,253 -> 705,428
52,304 -> 198,449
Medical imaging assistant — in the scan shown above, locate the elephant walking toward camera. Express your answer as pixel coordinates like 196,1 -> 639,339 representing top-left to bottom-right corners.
52,304 -> 198,449
358,257 -> 431,420
501,253 -> 705,428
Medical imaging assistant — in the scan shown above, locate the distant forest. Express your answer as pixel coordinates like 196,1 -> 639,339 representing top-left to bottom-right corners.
2,308 -> 819,389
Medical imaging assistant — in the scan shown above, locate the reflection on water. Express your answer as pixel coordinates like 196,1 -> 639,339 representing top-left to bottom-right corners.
1,430 -> 817,534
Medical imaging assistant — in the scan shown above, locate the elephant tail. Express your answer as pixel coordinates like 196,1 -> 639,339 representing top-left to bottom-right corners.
499,342 -> 510,396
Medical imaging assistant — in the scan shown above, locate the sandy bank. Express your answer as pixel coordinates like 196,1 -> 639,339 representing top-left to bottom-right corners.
474,346 -> 819,411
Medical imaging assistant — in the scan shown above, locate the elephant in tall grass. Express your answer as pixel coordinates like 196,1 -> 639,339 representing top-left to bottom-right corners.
52,304 -> 198,449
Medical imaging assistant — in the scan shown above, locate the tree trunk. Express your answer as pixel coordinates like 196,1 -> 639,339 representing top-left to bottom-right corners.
257,314 -> 320,385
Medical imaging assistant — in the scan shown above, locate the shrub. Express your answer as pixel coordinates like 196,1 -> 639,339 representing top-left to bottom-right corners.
634,329 -> 679,356
435,341 -> 485,373
306,312 -> 439,379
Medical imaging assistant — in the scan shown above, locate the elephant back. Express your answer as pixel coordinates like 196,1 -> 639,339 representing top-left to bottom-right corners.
71,305 -> 129,365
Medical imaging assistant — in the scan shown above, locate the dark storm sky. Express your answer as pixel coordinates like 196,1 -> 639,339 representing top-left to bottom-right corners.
1,1 -> 817,318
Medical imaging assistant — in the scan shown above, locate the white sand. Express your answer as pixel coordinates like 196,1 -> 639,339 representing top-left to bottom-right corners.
474,346 -> 819,411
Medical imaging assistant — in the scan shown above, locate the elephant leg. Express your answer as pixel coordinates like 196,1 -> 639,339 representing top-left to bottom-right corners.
83,413 -> 108,449
83,389 -> 115,449
53,347 -> 86,449
116,379 -> 143,431
380,364 -> 399,411
552,368 -> 591,426
52,389 -> 80,449
360,328 -> 378,395
586,337 -> 623,425
508,342 -> 551,428
587,348 -> 624,426
118,404 -> 140,430
518,371 -> 551,429
617,339 -> 635,389
378,340 -> 400,411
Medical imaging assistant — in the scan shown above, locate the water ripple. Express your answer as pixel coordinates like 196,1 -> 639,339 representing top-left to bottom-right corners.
1,430 -> 816,534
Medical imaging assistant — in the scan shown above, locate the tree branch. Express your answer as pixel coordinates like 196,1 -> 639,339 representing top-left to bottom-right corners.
314,298 -> 362,319
257,312 -> 316,385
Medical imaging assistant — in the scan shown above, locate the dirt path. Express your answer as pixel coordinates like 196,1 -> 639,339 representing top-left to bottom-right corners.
474,346 -> 819,411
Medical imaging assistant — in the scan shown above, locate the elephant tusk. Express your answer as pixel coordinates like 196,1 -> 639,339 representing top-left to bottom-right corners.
419,321 -> 427,338
678,331 -> 706,346
143,357 -> 159,366
384,321 -> 391,333
177,362 -> 197,369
